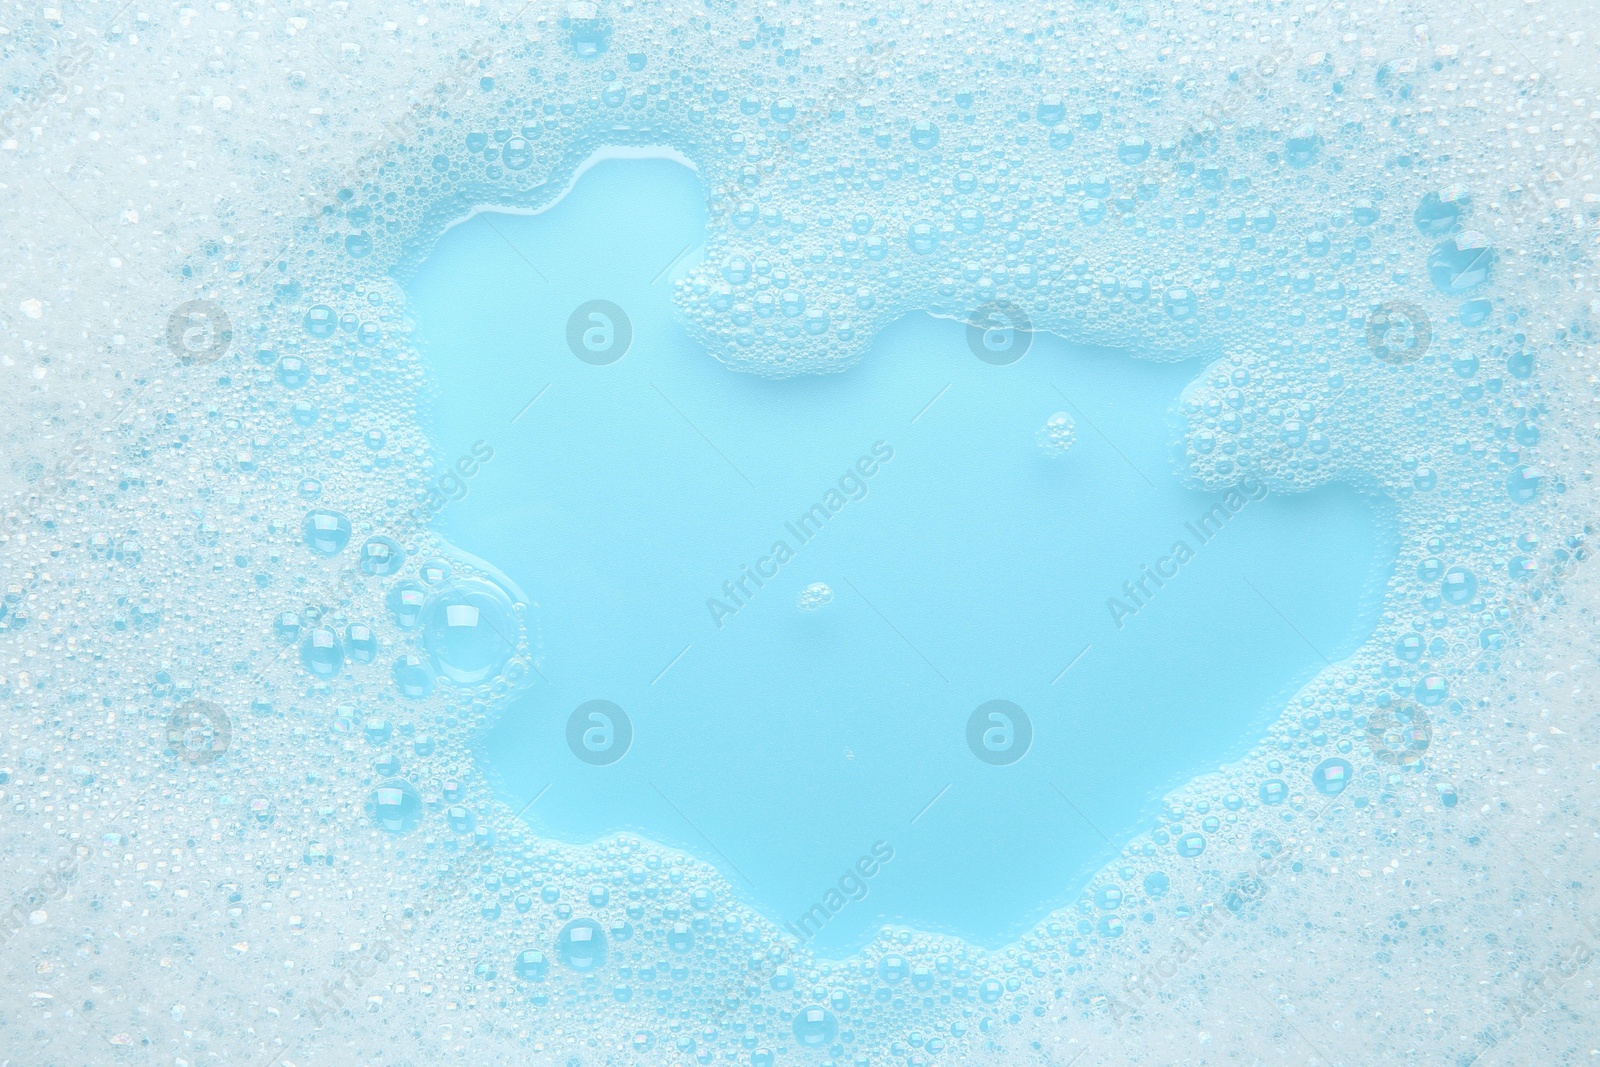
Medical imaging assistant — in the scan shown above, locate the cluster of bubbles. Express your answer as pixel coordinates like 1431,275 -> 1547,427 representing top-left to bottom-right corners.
291,505 -> 530,701
4,0 -> 1596,1062
797,582 -> 835,611
1035,411 -> 1078,459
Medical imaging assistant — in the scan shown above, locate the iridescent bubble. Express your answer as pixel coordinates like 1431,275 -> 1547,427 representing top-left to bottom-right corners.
1311,757 -> 1354,795
1416,674 -> 1448,706
300,627 -> 343,677
303,305 -> 337,338
1163,287 -> 1197,320
446,804 -> 477,834
1505,465 -> 1542,504
345,623 -> 378,663
1394,632 -> 1424,662
502,138 -> 533,170
359,536 -> 405,576
366,779 -> 423,834
1368,704 -> 1431,769
302,510 -> 351,556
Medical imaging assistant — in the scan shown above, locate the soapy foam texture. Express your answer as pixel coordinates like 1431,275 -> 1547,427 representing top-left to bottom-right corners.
2,1 -> 1599,1064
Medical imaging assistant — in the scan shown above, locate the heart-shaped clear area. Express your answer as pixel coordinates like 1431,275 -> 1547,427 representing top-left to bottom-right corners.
406,158 -> 1396,953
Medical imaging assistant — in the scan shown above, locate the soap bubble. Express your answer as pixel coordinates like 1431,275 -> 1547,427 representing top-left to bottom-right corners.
1311,758 -> 1354,795
358,536 -> 405,576
556,919 -> 608,971
302,509 -> 352,556
300,627 -> 344,677
420,578 -> 518,684
792,1005 -> 839,1046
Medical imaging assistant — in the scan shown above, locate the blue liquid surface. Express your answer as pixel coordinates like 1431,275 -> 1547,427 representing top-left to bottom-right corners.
407,158 -> 1397,953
